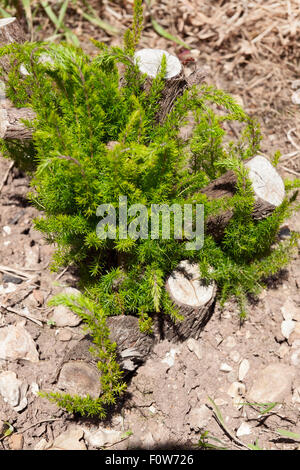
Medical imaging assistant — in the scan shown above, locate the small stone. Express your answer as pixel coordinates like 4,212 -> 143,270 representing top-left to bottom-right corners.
236,422 -> 251,437
50,288 -> 81,327
238,359 -> 250,382
0,283 -> 18,294
51,428 -> 86,450
24,245 -> 40,268
50,305 -> 81,327
220,363 -> 232,372
292,89 -> 300,105
187,405 -> 211,431
224,336 -> 236,349
248,363 -> 295,403
281,299 -> 298,320
57,329 -> 73,342
8,434 -> 24,450
161,348 -> 178,367
281,320 -> 296,340
31,382 -> 39,396
214,398 -> 227,406
3,226 -> 11,235
149,405 -> 156,414
0,371 -> 28,411
34,438 -> 50,450
230,351 -> 240,363
0,323 -> 39,363
57,361 -> 101,398
2,274 -> 23,285
227,382 -> 246,399
278,343 -> 290,359
292,387 -> 300,404
83,427 -> 122,448
186,338 -> 203,360
291,349 -> 300,367
292,80 -> 300,89
227,371 -> 237,384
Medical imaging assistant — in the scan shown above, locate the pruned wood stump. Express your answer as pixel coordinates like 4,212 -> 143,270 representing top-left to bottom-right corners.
203,155 -> 285,240
54,315 -> 154,398
154,260 -> 216,341
0,17 -> 35,140
133,48 -> 206,124
0,106 -> 35,140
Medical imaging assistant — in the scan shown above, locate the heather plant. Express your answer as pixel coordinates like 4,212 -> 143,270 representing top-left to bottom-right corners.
0,0 -> 299,416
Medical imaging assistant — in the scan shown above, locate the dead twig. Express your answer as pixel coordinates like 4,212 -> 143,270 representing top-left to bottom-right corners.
279,151 -> 300,162
280,165 -> 300,177
0,304 -> 43,326
0,265 -> 33,280
17,418 -> 63,435
0,161 -> 14,194
54,265 -> 70,281
287,128 -> 300,151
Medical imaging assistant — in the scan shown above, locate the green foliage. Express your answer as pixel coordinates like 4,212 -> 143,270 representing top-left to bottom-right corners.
0,0 -> 299,416
41,293 -> 126,417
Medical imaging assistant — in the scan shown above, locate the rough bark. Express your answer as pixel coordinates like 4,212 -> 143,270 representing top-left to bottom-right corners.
134,48 -> 206,124
0,17 -> 26,46
154,260 -> 217,342
0,17 -> 34,140
202,155 -> 285,240
0,106 -> 35,139
0,18 -> 27,75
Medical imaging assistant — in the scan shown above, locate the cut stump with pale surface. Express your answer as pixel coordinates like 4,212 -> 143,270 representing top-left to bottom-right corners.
134,48 -> 206,124
0,17 -> 26,47
0,106 -> 35,140
203,155 -> 285,240
53,315 -> 155,398
154,260 -> 216,341
0,17 -> 34,140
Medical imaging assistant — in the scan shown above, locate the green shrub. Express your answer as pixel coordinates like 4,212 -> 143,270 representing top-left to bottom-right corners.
0,0 -> 299,416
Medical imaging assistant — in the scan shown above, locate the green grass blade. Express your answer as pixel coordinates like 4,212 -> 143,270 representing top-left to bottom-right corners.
64,29 -> 80,47
56,0 -> 69,33
0,7 -> 11,17
276,429 -> 300,441
144,0 -> 190,49
247,439 -> 263,450
79,1 -> 119,35
40,0 -> 79,46
21,0 -> 33,39
150,18 -> 191,50
3,422 -> 14,437
40,0 -> 60,27
80,10 -> 118,35
208,396 -> 225,426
